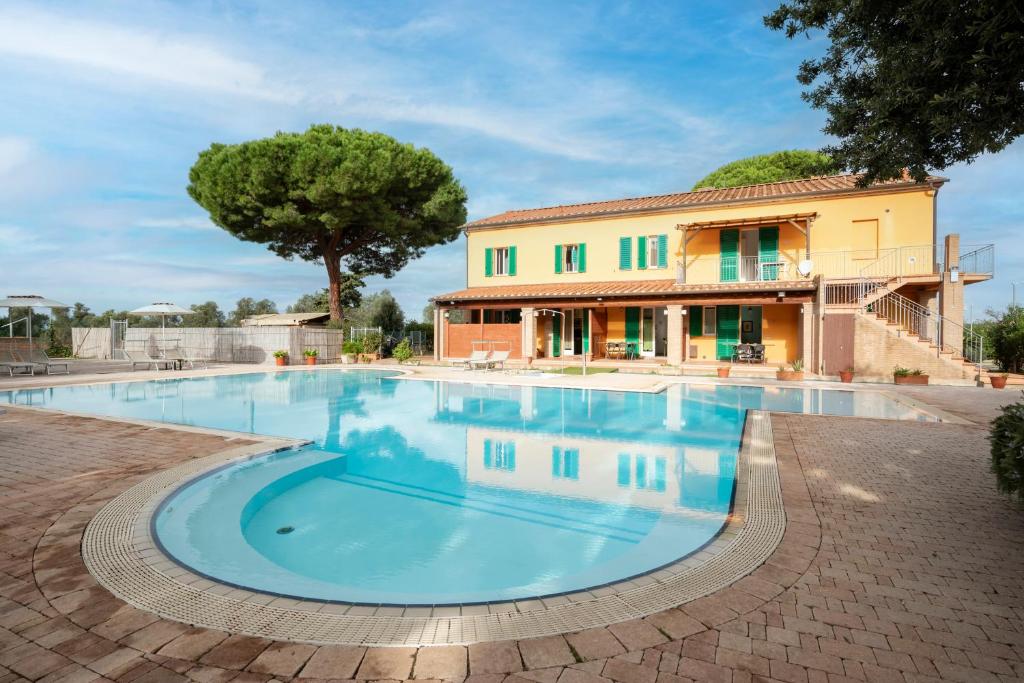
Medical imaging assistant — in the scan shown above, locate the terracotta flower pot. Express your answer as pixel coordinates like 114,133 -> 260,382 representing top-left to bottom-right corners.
839,370 -> 854,383
304,356 -> 317,366
776,370 -> 805,381
894,374 -> 928,385
990,375 -> 1008,389
717,367 -> 731,378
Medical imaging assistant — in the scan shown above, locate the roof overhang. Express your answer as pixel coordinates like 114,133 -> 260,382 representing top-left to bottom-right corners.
678,212 -> 818,231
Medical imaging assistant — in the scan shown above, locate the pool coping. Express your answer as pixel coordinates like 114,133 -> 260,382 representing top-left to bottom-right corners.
79,409 -> 785,646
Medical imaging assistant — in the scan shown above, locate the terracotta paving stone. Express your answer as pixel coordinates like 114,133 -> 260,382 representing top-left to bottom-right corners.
565,630 -> 626,662
352,646 -> 416,680
119,622 -> 192,654
411,645 -> 466,680
297,645 -> 365,679
468,641 -> 523,674
605,622 -> 667,652
600,658 -> 658,683
245,642 -> 316,678
157,630 -> 229,662
197,636 -> 271,670
518,637 -> 576,670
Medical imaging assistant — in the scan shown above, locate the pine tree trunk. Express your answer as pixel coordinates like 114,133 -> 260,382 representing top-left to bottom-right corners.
325,252 -> 344,322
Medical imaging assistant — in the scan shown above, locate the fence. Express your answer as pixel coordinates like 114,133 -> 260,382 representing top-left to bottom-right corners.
71,326 -> 345,364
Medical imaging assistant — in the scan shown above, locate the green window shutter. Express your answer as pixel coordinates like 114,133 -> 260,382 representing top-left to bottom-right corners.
578,243 -> 587,273
719,229 -> 738,282
508,246 -> 517,276
625,307 -> 640,347
715,305 -> 740,360
582,309 -> 590,353
689,305 -> 703,337
552,312 -> 561,356
619,237 -> 632,270
758,226 -> 779,280
657,234 -> 668,268
554,244 -> 563,274
484,247 -> 493,277
637,236 -> 648,270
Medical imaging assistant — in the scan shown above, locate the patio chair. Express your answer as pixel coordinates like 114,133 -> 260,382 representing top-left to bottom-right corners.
461,349 -> 491,370
732,344 -> 753,363
750,344 -> 766,364
0,350 -> 34,376
483,349 -> 511,371
162,347 -> 208,370
124,350 -> 174,371
27,349 -> 70,375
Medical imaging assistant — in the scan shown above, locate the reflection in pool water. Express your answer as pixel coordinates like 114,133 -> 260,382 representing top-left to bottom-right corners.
1,371 -> 929,603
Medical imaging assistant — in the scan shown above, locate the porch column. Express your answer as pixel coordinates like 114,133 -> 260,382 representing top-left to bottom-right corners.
917,289 -> 939,342
521,307 -> 535,362
433,306 -> 443,361
800,303 -> 814,372
939,233 -> 964,354
667,304 -> 683,366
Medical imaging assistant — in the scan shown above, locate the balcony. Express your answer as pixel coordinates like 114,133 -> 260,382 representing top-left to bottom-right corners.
676,244 -> 994,286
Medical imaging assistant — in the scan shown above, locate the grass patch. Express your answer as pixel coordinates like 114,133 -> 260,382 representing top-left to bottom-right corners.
544,366 -> 619,375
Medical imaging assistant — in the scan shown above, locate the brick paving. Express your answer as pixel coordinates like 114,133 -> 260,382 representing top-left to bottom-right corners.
1,401 -> 1022,683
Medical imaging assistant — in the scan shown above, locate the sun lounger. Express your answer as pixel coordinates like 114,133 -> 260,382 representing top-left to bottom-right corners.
124,350 -> 174,371
162,347 -> 208,369
0,350 -> 34,376
483,349 -> 511,370
27,349 -> 70,375
462,349 -> 491,370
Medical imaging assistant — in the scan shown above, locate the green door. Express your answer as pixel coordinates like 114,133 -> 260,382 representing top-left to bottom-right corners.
551,312 -> 561,357
758,226 -> 779,280
716,305 -> 739,360
720,229 -> 738,282
625,307 -> 640,356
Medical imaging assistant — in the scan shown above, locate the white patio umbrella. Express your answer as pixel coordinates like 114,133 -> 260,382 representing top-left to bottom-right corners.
0,294 -> 70,354
129,302 -> 192,354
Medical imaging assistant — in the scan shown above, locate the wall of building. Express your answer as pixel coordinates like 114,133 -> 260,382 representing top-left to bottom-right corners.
852,314 -> 974,381
466,187 -> 935,288
762,305 -> 800,365
444,322 -> 523,360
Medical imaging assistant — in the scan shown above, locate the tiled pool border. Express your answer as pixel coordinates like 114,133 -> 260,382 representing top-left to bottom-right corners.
80,410 -> 785,646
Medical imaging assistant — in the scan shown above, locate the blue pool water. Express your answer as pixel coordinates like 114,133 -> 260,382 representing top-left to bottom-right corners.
1,371 -> 931,604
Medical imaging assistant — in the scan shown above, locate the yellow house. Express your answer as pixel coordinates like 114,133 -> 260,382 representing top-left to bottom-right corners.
432,173 -> 994,380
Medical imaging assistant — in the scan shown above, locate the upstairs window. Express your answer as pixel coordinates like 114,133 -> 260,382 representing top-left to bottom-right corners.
554,243 -> 587,273
485,246 -> 516,277
639,234 -> 669,269
494,247 -> 510,276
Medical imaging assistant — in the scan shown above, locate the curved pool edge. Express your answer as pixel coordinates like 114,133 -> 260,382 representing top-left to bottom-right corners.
80,410 -> 785,646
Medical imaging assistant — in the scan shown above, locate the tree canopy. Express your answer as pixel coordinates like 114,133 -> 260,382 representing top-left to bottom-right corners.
227,297 -> 278,326
188,125 -> 467,321
765,0 -> 1024,184
287,275 -> 365,315
693,150 -> 836,189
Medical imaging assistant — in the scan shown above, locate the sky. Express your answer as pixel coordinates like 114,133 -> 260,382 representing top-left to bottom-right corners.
1,1 -> 1020,323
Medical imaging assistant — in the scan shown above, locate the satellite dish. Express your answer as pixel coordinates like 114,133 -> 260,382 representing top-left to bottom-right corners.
797,260 -> 814,277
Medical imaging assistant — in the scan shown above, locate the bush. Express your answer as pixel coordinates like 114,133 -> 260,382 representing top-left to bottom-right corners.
392,338 -> 414,363
989,305 -> 1024,373
360,331 -> 383,355
990,393 -> 1024,499
342,340 -> 361,355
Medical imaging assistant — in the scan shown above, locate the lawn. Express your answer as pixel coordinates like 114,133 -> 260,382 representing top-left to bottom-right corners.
544,366 -> 619,375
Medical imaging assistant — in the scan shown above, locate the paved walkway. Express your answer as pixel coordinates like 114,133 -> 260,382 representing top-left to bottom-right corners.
0,390 -> 1022,682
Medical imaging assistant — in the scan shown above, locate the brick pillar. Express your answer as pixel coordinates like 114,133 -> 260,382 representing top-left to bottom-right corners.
939,234 -> 964,354
521,307 -> 535,362
667,304 -> 683,366
800,303 -> 814,372
433,306 -> 443,361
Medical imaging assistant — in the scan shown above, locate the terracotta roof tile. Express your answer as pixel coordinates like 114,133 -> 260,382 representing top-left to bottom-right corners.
433,278 -> 816,303
464,172 -> 945,230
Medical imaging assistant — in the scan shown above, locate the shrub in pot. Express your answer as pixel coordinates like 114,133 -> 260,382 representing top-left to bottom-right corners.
392,338 -> 414,364
359,332 -> 383,362
776,359 -> 805,381
893,366 -> 928,385
990,373 -> 1008,389
341,340 -> 360,364
839,367 -> 854,383
990,393 -> 1024,499
303,348 -> 318,366
272,350 -> 288,366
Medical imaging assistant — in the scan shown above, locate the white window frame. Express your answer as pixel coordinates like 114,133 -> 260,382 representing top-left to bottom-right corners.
703,307 -> 717,336
493,246 -> 510,276
646,235 -> 660,270
563,244 -> 580,273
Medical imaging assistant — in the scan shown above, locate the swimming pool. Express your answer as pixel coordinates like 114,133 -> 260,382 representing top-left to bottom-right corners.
2,370 -> 930,604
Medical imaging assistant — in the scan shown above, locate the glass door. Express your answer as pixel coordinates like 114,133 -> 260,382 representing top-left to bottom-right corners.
641,307 -> 655,357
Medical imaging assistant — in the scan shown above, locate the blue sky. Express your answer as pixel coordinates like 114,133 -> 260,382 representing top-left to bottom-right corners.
1,0 -> 1020,321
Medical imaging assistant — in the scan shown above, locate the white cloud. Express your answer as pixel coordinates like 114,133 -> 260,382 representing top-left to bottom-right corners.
0,7 -> 295,103
135,216 -> 217,231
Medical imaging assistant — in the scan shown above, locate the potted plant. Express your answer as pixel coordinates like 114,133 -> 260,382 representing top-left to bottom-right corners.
341,340 -> 360,364
272,350 -> 288,367
839,366 -> 854,383
359,332 -> 383,363
990,373 -> 1008,389
893,367 -> 929,385
392,338 -> 414,364
303,349 -> 318,366
717,365 -> 731,378
776,359 -> 805,381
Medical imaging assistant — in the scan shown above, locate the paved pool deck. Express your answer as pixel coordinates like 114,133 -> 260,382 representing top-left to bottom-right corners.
0,366 -> 1022,682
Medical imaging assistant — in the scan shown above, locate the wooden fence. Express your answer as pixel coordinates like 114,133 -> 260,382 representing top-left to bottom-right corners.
71,326 -> 345,364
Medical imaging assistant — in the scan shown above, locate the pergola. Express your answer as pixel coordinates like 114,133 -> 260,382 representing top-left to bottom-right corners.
675,212 -> 818,284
